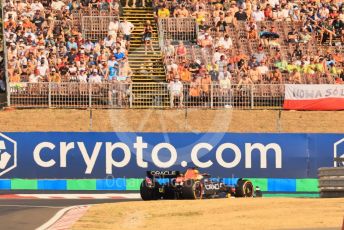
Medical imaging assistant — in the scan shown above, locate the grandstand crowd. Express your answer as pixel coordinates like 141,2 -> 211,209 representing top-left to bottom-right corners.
3,0 -> 134,86
156,0 -> 344,87
2,0 -> 344,96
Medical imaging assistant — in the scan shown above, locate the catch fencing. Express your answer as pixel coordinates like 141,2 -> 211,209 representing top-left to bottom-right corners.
8,82 -> 284,109
82,16 -> 120,41
158,18 -> 198,44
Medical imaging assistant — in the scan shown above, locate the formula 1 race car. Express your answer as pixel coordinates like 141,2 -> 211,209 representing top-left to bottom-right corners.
140,168 -> 261,200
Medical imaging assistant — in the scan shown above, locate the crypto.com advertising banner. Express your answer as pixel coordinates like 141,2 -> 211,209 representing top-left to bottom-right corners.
0,132 -> 342,179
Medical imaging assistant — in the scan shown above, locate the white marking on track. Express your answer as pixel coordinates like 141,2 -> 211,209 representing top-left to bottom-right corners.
0,204 -> 64,209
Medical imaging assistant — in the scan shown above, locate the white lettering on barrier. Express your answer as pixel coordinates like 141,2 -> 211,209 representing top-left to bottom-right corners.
134,137 -> 148,168
245,143 -> 282,168
78,142 -> 102,174
33,142 -> 56,167
191,143 -> 213,168
216,143 -> 241,168
106,142 -> 131,174
32,136 -> 283,174
60,142 -> 74,167
151,143 -> 177,168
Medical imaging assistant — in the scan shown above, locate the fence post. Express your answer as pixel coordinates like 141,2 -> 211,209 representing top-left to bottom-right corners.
89,83 -> 92,108
250,84 -> 254,109
210,83 -> 214,108
129,83 -> 133,108
2,7 -> 10,107
48,82 -> 51,108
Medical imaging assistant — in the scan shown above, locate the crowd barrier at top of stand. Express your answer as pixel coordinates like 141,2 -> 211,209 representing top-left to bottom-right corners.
8,82 -> 284,109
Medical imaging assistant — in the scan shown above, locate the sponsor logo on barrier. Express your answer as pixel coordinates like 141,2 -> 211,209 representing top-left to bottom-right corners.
0,133 -> 17,176
334,138 -> 344,167
32,137 -> 283,174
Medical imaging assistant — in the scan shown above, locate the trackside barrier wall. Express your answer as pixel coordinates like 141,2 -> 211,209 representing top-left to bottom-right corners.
0,132 -> 343,194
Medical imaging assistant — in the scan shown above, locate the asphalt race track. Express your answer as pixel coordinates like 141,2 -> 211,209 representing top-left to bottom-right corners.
0,199 -> 138,230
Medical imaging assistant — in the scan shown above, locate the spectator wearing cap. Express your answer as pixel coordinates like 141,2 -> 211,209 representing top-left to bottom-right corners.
108,62 -> 119,81
77,68 -> 88,83
89,69 -> 102,83
49,68 -> 61,83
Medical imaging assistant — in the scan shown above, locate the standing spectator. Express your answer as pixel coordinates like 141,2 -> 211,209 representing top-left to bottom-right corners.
120,19 -> 135,50
234,7 -> 248,22
142,21 -> 155,55
158,5 -> 170,18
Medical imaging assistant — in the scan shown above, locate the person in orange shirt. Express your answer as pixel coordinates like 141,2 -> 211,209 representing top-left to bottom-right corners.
178,63 -> 191,83
189,77 -> 201,97
201,74 -> 212,96
22,18 -> 35,31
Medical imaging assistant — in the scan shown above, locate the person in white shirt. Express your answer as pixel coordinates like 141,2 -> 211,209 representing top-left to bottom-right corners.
168,78 -> 184,107
108,18 -> 119,37
166,59 -> 178,75
51,0 -> 65,10
31,0 -> 44,12
77,69 -> 88,83
252,7 -> 265,22
89,69 -> 102,83
217,34 -> 233,50
29,69 -> 42,83
120,19 -> 135,49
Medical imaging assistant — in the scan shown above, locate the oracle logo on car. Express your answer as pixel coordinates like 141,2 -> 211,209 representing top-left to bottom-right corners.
32,136 -> 283,175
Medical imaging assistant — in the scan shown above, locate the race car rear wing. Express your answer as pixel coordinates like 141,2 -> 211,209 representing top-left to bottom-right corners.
146,170 -> 180,178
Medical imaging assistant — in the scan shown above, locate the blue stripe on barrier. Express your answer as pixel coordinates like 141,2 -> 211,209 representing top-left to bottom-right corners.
268,179 -> 296,192
0,180 -> 11,189
222,178 -> 239,186
37,180 -> 67,190
96,179 -> 126,190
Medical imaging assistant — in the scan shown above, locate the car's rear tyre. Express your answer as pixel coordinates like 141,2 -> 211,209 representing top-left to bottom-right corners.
235,179 -> 254,197
182,179 -> 203,199
140,180 -> 160,201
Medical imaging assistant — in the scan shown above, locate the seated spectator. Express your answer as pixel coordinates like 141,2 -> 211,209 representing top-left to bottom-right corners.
257,61 -> 270,76
201,73 -> 212,97
216,34 -> 233,51
168,78 -> 184,107
175,41 -> 187,61
89,69 -> 102,83
252,6 -> 265,22
289,69 -> 302,84
248,64 -> 262,83
268,67 -> 282,83
178,62 -> 192,83
189,77 -> 201,98
288,28 -> 299,43
246,19 -> 258,40
158,5 -> 170,18
49,68 -> 61,83
199,33 -> 213,48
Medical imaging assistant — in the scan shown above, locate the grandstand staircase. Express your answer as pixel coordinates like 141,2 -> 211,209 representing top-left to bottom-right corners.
121,7 -> 169,108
